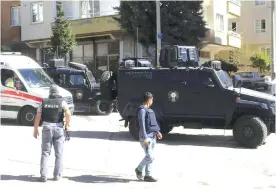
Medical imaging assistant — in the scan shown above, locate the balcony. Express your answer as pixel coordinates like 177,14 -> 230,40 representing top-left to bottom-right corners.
69,15 -> 122,37
227,0 -> 241,18
227,31 -> 241,48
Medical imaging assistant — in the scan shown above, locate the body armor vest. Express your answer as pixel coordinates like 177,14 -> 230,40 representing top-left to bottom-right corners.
41,96 -> 64,123
137,106 -> 160,134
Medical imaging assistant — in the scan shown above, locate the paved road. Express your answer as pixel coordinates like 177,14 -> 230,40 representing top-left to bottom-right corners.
1,113 -> 276,189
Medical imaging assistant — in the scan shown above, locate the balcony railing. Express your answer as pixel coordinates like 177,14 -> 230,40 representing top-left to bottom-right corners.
229,0 -> 241,6
228,31 -> 241,48
228,31 -> 241,38
227,0 -> 241,17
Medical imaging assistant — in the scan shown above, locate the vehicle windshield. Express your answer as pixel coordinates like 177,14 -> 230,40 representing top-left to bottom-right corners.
216,70 -> 233,88
18,68 -> 54,88
237,72 -> 254,78
86,70 -> 96,82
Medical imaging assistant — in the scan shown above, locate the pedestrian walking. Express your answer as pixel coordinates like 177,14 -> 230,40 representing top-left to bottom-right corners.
135,92 -> 162,182
33,84 -> 71,182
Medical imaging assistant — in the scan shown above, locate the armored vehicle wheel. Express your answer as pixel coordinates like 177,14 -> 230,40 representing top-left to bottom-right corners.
233,115 -> 267,148
100,71 -> 113,101
129,117 -> 139,140
95,100 -> 114,115
20,106 -> 36,126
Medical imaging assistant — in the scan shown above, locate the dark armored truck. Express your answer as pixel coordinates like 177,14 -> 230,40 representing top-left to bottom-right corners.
101,45 -> 276,148
43,59 -> 114,115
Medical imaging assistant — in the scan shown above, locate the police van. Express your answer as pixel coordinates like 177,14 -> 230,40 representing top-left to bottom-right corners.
0,52 -> 74,126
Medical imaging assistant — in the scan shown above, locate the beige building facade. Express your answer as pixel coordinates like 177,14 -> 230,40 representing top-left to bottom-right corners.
18,0 -> 243,77
199,0 -> 242,64
225,0 -> 274,71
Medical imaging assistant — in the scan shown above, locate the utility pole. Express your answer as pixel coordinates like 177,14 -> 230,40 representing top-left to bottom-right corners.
156,0 -> 161,67
271,0 -> 275,72
136,27 -> 139,57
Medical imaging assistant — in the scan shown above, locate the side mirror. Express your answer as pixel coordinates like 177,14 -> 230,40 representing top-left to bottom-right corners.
83,79 -> 87,86
233,74 -> 242,88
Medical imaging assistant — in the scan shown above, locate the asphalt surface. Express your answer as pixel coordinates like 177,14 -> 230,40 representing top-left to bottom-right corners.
0,113 -> 276,189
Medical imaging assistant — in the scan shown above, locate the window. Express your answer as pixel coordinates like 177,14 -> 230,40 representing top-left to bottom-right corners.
18,68 -> 54,88
254,0 -> 265,6
261,47 -> 271,57
199,51 -> 210,59
255,19 -> 266,33
216,14 -> 224,32
231,22 -> 236,31
31,2 -> 43,23
52,74 -> 66,85
70,75 -> 85,85
11,6 -> 20,26
1,69 -> 26,91
229,51 -> 234,63
198,73 -> 215,88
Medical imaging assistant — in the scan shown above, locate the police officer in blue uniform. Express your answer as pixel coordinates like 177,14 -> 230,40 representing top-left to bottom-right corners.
33,84 -> 71,182
135,92 -> 163,182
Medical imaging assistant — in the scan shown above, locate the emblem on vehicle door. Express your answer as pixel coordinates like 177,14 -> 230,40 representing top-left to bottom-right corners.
76,90 -> 83,100
168,91 -> 179,102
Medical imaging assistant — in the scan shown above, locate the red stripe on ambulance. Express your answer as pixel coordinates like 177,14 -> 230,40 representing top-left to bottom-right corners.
3,90 -> 42,103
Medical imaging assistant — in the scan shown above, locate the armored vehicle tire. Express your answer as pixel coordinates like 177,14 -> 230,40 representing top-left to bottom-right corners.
20,106 -> 36,126
129,117 -> 139,140
95,100 -> 114,115
233,115 -> 267,148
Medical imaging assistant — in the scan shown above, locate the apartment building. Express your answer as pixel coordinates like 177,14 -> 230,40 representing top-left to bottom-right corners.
1,1 -> 21,48
1,1 -> 35,57
20,0 -> 241,77
228,0 -> 273,69
199,0 -> 242,64
20,0 -> 128,77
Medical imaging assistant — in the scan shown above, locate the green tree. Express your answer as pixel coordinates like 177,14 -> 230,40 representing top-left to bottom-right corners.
50,3 -> 76,59
114,1 -> 207,48
249,52 -> 271,73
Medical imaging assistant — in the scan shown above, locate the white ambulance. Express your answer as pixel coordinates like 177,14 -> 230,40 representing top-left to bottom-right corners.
0,52 -> 74,125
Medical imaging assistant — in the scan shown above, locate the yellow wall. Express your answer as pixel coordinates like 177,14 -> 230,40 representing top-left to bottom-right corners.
215,43 -> 271,71
69,15 -> 122,35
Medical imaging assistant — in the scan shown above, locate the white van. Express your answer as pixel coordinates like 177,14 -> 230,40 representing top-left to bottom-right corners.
0,53 -> 74,125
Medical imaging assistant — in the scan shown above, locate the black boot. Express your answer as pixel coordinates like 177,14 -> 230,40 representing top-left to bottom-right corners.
37,176 -> 47,182
144,176 -> 157,182
135,168 -> 143,180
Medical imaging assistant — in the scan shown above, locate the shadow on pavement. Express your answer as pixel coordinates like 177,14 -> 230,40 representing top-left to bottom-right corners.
64,175 -> 137,183
0,119 -> 20,126
0,175 -> 38,182
70,130 -> 244,149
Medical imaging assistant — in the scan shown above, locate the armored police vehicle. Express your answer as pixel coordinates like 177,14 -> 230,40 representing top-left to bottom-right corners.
101,45 -> 276,149
43,59 -> 114,115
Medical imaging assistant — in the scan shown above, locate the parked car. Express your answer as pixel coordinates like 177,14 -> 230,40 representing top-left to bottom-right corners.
235,71 -> 268,90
